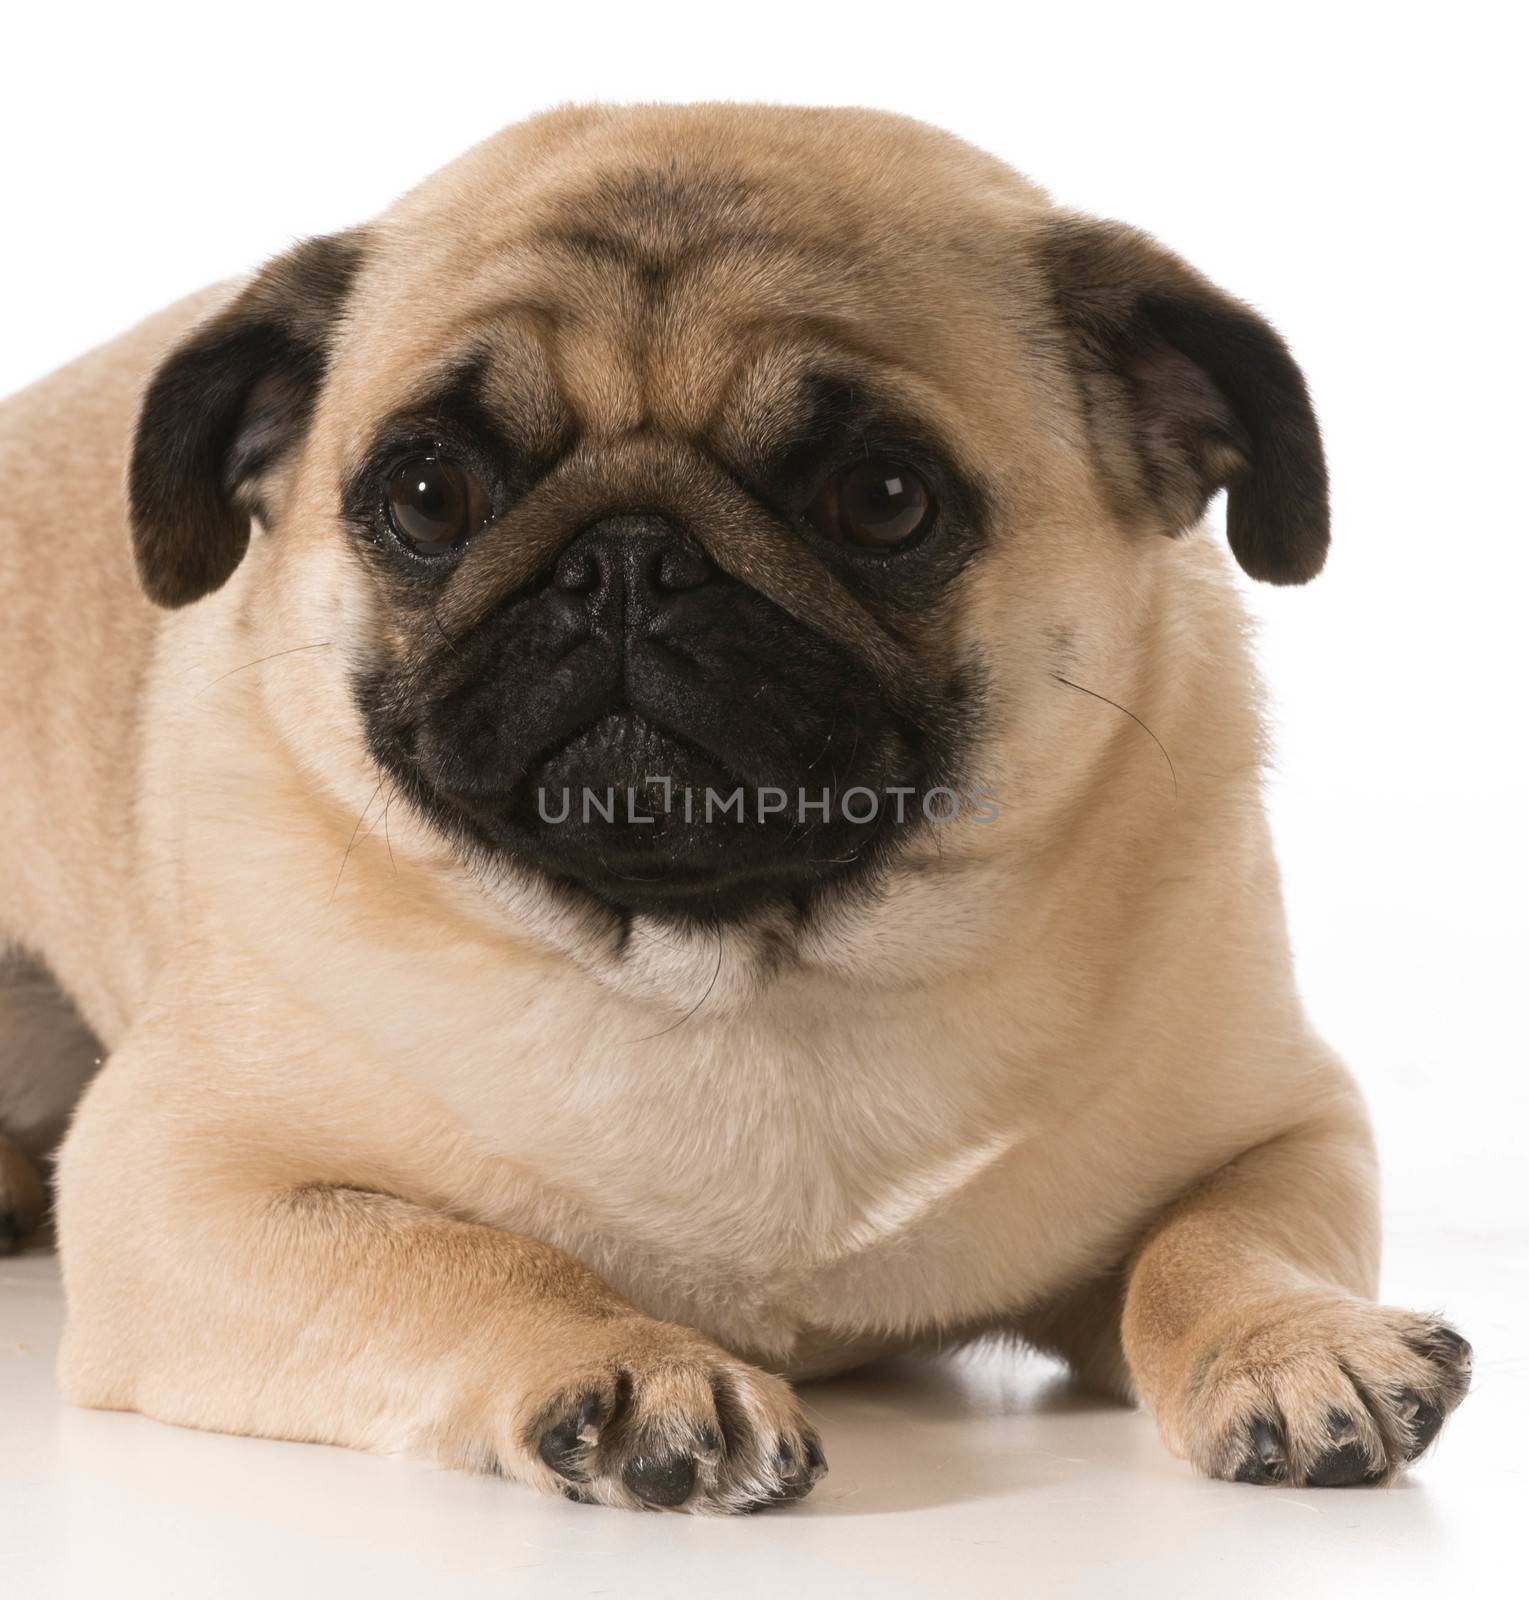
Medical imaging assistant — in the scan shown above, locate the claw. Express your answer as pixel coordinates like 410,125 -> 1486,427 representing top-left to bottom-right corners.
1233,1417 -> 1287,1484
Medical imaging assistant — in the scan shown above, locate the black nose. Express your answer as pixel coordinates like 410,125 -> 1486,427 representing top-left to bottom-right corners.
553,516 -> 714,636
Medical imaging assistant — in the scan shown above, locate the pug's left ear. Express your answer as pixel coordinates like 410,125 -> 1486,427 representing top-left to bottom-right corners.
128,228 -> 370,607
1036,216 -> 1329,584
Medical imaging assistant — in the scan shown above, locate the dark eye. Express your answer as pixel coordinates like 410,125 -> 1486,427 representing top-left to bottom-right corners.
804,457 -> 935,550
384,456 -> 492,555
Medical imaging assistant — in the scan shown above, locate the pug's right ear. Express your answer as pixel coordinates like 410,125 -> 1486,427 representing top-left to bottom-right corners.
127,229 -> 369,608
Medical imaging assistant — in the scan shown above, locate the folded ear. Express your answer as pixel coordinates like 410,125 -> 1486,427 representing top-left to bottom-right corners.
1036,216 -> 1328,584
127,228 -> 369,607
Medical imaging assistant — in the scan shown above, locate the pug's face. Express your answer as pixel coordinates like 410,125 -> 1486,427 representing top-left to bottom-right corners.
130,105 -> 1326,935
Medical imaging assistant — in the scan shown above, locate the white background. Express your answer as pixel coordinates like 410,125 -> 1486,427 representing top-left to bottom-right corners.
2,3 -> 1524,1594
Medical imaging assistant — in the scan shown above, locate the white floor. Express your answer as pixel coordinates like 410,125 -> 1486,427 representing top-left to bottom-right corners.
2,1192 -> 1522,1599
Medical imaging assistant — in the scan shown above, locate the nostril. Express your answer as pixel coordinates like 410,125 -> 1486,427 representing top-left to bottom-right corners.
656,546 -> 712,594
556,522 -> 709,607
556,548 -> 600,594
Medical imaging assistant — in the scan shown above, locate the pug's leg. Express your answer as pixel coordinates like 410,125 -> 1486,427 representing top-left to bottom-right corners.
56,1030 -> 824,1513
0,952 -> 102,1251
1121,1094 -> 1471,1486
0,1131 -> 47,1251
1012,1269 -> 1133,1399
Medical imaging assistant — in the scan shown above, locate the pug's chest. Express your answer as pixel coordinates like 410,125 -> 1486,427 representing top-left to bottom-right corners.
550,1118 -> 1037,1370
437,1007 -> 1048,1363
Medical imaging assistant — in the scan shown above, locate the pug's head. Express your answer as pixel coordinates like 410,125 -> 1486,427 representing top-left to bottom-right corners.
127,105 -> 1326,942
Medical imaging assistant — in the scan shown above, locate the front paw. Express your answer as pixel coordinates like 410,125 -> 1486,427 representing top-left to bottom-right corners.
447,1315 -> 826,1513
1173,1293 -> 1471,1487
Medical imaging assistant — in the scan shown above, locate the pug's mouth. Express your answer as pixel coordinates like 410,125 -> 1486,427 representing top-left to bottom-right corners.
427,706 -> 903,921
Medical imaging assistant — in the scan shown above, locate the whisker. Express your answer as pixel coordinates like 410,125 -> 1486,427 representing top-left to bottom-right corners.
380,786 -> 398,876
329,781 -> 385,902
596,852 -> 659,884
1051,672 -> 1178,797
426,600 -> 460,657
626,932 -> 724,1044
195,641 -> 333,696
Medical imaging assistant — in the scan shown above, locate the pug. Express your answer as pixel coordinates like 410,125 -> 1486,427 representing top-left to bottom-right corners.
0,103 -> 1470,1510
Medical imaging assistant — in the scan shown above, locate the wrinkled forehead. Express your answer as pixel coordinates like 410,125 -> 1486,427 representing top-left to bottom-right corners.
322,142 -> 1042,470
